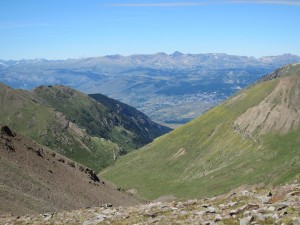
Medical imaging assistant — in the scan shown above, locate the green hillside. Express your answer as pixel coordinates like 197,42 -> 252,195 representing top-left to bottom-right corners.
102,63 -> 300,200
0,84 -> 170,172
33,86 -> 170,151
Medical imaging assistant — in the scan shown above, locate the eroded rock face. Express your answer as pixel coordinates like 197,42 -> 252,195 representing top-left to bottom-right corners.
1,183 -> 299,225
234,76 -> 300,136
1,125 -> 15,137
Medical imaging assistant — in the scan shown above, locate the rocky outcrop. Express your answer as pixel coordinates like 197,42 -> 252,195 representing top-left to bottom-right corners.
1,183 -> 299,224
1,125 -> 15,137
257,62 -> 300,83
234,76 -> 300,135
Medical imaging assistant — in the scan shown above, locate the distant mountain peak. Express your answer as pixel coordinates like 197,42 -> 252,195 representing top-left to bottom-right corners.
171,51 -> 184,57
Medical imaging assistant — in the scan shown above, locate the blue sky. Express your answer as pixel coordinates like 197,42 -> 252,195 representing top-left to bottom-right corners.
1,0 -> 300,60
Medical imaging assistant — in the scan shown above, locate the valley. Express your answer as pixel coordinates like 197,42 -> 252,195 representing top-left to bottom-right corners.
102,63 -> 300,200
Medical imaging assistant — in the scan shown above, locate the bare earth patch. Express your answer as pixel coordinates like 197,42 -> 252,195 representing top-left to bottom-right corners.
170,148 -> 186,160
234,76 -> 300,135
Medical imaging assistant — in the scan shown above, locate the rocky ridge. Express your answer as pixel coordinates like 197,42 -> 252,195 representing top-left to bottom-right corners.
1,183 -> 299,224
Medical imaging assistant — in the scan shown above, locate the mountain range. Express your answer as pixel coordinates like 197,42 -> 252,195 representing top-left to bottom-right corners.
1,53 -> 300,127
0,83 -> 170,171
102,63 -> 300,200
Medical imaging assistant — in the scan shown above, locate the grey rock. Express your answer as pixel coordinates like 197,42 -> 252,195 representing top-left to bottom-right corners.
214,214 -> 222,222
42,213 -> 54,221
272,213 -> 279,220
257,206 -> 267,213
82,214 -> 105,225
179,210 -> 187,215
293,217 -> 300,225
258,196 -> 272,204
202,203 -> 211,208
206,206 -> 216,214
241,190 -> 250,196
267,206 -> 276,212
194,211 -> 205,216
275,202 -> 289,211
243,210 -> 251,216
239,215 -> 253,225
202,221 -> 216,225
264,213 -> 279,220
255,213 -> 266,221
228,201 -> 238,207
246,204 -> 260,210
218,203 -> 226,209
229,209 -> 239,216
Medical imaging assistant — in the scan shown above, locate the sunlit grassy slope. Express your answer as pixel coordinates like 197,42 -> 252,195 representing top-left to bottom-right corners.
102,63 -> 300,200
0,84 -> 170,172
0,84 -> 119,171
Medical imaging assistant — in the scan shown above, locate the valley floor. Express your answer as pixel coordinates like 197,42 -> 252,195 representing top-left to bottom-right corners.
1,183 -> 299,225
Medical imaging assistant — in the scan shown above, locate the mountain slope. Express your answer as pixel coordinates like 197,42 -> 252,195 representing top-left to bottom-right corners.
0,83 -> 119,171
33,86 -> 170,151
102,63 -> 300,200
89,93 -> 171,142
0,125 -> 140,215
0,83 -> 169,171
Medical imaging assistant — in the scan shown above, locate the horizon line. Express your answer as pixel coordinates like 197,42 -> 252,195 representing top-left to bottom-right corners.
1,52 -> 299,61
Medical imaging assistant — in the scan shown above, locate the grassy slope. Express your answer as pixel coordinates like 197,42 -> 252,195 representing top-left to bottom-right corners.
34,86 -> 170,152
102,68 -> 300,200
0,84 -> 170,172
0,84 -> 119,172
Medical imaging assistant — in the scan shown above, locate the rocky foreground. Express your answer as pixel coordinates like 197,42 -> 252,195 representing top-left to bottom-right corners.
1,183 -> 299,225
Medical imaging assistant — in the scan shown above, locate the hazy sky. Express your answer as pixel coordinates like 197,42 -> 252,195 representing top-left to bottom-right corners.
1,0 -> 300,60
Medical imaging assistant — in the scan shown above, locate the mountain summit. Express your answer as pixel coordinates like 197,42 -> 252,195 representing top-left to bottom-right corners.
102,63 -> 300,200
